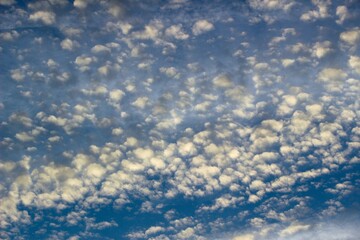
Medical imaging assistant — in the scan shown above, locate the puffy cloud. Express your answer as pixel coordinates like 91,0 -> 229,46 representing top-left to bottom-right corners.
133,148 -> 154,160
0,31 -> 19,41
300,0 -> 331,22
192,19 -> 214,35
86,163 -> 106,182
233,233 -> 254,240
348,56 -> 360,74
112,128 -> 123,136
165,24 -> 189,40
312,41 -> 332,58
160,67 -> 179,78
213,74 -> 233,88
73,0 -> 90,9
176,227 -> 195,239
132,97 -> 149,109
178,141 -> 197,156
42,115 -> 67,127
317,68 -> 347,83
9,113 -> 33,127
271,176 -> 296,190
340,28 -> 360,45
60,38 -> 78,51
72,154 -> 91,170
29,11 -> 56,25
1,1 -> 360,239
336,6 -> 349,24
249,180 -> 266,191
15,132 -> 35,142
281,59 -> 295,67
75,55 -> 93,66
145,226 -> 165,236
10,69 -> 25,82
91,44 -> 111,54
132,20 -> 163,40
109,89 -> 125,102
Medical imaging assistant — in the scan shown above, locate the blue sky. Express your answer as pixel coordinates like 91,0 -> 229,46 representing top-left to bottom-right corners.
0,0 -> 360,239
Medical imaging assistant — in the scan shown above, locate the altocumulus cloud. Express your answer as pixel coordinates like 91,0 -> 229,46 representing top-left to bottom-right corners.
0,0 -> 359,239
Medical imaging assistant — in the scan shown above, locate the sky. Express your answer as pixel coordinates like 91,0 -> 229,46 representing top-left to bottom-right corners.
0,0 -> 359,239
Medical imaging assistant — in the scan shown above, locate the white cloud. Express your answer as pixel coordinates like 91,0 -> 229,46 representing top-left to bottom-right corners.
0,31 -> 19,41
29,11 -> 56,25
348,56 -> 360,74
178,141 -> 197,156
213,74 -> 233,88
86,163 -> 106,182
10,69 -> 25,82
271,175 -> 296,190
165,24 -> 189,40
132,20 -> 163,40
336,6 -> 349,24
340,28 -> 360,45
300,0 -> 331,22
317,68 -> 347,83
233,233 -> 254,240
250,180 -> 266,191
192,19 -> 214,35
160,67 -> 179,78
281,59 -> 295,67
43,115 -> 67,127
133,148 -> 154,160
112,128 -> 123,136
109,89 -> 125,102
176,227 -> 195,239
132,97 -> 149,109
75,55 -> 93,66
91,44 -> 111,54
312,41 -> 332,58
15,132 -> 34,142
279,223 -> 310,237
248,0 -> 294,12
73,0 -> 91,9
72,154 -> 91,170
145,226 -> 165,236
61,38 -> 78,51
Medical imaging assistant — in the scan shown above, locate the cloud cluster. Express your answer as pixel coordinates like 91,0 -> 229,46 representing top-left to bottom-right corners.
0,0 -> 359,239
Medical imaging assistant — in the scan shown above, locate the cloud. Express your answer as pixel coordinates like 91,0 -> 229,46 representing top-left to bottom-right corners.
165,24 -> 189,40
29,11 -> 56,25
348,56 -> 360,74
312,41 -> 332,58
248,0 -> 294,11
233,233 -> 255,240
213,74 -> 233,88
1,1 -> 359,239
15,132 -> 35,142
317,68 -> 347,82
300,0 -> 331,22
109,89 -> 125,102
73,0 -> 91,9
0,31 -> 19,41
0,0 -> 15,6
192,19 -> 214,35
279,223 -> 310,237
340,28 -> 360,45
10,68 -> 25,82
61,38 -> 78,51
336,5 -> 349,24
